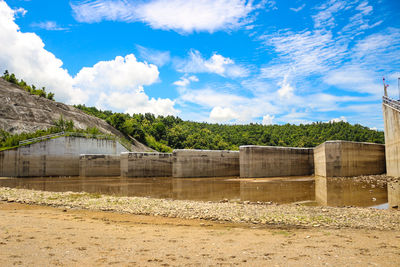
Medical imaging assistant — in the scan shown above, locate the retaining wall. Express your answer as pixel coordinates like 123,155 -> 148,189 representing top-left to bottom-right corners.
0,137 -> 128,177
172,149 -> 239,178
314,141 -> 385,177
239,146 -> 314,178
120,152 -> 172,177
79,154 -> 121,177
383,104 -> 400,177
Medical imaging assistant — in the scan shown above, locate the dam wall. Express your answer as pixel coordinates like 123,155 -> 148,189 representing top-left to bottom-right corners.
120,152 -> 172,177
382,98 -> 400,178
172,149 -> 239,178
0,137 -> 128,177
239,146 -> 314,178
314,141 -> 385,177
79,154 -> 121,177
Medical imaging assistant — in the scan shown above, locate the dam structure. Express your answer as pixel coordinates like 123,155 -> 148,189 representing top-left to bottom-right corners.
382,96 -> 400,178
0,136 -> 128,177
382,95 -> 400,208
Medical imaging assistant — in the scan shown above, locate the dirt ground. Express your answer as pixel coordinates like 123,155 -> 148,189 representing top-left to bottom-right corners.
0,202 -> 399,266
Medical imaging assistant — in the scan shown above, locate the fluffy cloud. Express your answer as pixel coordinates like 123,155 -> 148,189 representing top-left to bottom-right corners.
209,107 -> 238,123
71,0 -> 272,33
0,1 -> 83,103
96,91 -> 177,116
329,116 -> 347,123
74,54 -> 159,92
173,75 -> 198,87
262,114 -> 274,125
177,50 -> 249,78
0,1 -> 177,116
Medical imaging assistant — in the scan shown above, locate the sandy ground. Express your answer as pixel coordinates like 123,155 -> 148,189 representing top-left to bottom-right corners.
0,202 -> 399,266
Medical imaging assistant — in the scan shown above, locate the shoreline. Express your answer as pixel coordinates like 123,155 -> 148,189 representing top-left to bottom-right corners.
1,186 -> 399,231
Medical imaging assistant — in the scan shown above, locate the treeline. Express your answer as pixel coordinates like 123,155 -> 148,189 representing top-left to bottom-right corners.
2,70 -> 55,100
74,105 -> 384,152
0,117 -> 101,150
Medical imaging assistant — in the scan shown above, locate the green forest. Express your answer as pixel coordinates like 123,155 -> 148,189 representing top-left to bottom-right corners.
74,105 -> 384,152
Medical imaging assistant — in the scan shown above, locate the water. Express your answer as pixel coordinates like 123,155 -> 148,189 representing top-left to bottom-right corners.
0,176 -> 388,208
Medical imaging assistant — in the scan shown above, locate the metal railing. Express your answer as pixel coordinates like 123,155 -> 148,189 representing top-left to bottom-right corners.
383,96 -> 400,113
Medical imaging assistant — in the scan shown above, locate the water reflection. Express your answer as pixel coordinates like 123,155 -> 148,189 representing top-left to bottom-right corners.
0,176 -> 389,208
315,176 -> 387,207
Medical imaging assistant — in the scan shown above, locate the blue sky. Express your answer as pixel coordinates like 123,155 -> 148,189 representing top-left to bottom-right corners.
1,0 -> 399,129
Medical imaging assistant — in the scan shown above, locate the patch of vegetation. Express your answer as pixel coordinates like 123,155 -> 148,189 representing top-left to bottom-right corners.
0,117 -> 108,151
74,105 -> 384,152
2,70 -> 55,100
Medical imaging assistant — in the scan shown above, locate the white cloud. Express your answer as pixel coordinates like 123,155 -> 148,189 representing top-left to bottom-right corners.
136,45 -> 170,67
209,107 -> 238,123
0,1 -> 84,103
173,75 -> 198,87
177,50 -> 249,78
290,4 -> 305,12
0,1 -> 178,116
74,54 -> 178,116
262,114 -> 274,125
329,116 -> 347,123
74,54 -> 159,92
30,21 -> 69,31
96,91 -> 177,116
13,7 -> 27,17
71,0 -> 272,34
323,66 -> 381,96
277,76 -> 294,98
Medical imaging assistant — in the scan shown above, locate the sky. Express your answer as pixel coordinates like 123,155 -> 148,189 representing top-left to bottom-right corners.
0,0 -> 399,129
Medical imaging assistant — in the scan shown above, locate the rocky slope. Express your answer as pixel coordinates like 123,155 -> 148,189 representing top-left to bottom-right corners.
0,78 -> 150,151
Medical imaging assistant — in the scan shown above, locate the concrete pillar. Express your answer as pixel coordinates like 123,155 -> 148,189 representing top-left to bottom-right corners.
79,154 -> 121,177
240,145 -> 314,178
314,141 -> 385,177
388,179 -> 400,209
120,152 -> 172,177
172,149 -> 239,178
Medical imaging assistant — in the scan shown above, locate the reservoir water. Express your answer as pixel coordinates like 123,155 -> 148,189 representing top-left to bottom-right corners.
0,176 -> 388,208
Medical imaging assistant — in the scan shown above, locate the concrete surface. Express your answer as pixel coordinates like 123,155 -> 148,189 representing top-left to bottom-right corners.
120,152 -> 172,177
239,146 -> 314,178
388,180 -> 400,209
383,103 -> 400,178
0,137 -> 128,177
314,141 -> 385,177
79,154 -> 121,177
172,149 -> 239,178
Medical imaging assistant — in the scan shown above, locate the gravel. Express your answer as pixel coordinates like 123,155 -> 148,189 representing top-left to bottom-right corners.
0,186 -> 399,231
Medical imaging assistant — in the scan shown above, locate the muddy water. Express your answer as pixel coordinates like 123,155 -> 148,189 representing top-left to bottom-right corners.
0,176 -> 388,208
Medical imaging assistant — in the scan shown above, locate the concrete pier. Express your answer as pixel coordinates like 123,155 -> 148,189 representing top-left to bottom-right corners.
382,98 -> 400,177
0,137 -> 128,177
172,149 -> 239,178
239,146 -> 314,178
79,154 -> 121,177
314,141 -> 385,177
388,180 -> 400,209
120,152 -> 172,177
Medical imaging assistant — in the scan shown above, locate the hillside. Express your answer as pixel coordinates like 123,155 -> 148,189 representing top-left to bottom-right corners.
0,78 -> 150,152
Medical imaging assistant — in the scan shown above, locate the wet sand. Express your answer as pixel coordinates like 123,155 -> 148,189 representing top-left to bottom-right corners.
1,202 -> 399,266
